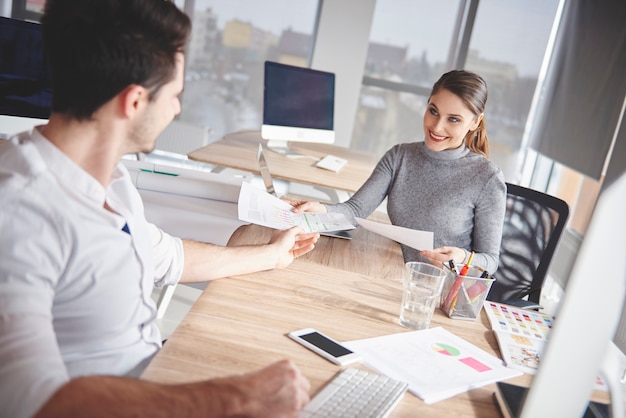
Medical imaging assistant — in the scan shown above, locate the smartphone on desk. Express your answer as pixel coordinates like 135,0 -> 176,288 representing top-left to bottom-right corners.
288,328 -> 361,365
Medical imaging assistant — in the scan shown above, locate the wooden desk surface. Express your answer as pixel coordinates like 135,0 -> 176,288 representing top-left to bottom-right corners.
227,212 -> 402,279
187,130 -> 377,193
142,219 -> 522,417
144,264 -> 523,418
142,217 -> 608,416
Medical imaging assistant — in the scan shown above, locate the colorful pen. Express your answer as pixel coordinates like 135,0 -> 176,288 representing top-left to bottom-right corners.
443,251 -> 475,312
458,251 -> 474,276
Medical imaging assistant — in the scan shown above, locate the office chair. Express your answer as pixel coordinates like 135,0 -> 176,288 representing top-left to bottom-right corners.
487,183 -> 569,310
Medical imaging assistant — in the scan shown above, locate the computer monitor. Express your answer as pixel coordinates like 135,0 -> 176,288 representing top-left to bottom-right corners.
518,171 -> 626,417
261,61 -> 335,158
0,16 -> 51,122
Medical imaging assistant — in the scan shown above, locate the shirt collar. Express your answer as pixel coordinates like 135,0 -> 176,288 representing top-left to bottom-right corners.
31,126 -> 108,205
420,141 -> 470,161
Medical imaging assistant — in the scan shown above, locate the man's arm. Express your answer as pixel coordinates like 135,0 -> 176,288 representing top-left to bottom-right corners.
179,227 -> 319,283
34,359 -> 310,418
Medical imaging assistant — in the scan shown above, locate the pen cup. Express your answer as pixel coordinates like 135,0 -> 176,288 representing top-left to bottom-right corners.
399,262 -> 447,330
440,264 -> 494,320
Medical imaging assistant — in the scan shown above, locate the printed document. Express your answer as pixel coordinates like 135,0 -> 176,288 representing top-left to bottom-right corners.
238,181 -> 354,233
345,327 -> 522,404
355,217 -> 433,251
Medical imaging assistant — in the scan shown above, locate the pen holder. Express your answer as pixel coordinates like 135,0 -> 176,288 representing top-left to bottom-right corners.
440,264 -> 494,320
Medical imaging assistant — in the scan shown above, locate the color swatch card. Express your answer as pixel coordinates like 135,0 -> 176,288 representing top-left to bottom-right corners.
484,301 -> 610,392
483,301 -> 554,375
345,326 -> 522,404
484,301 -> 554,340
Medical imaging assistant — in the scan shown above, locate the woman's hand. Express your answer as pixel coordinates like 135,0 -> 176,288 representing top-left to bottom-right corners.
420,246 -> 466,268
289,200 -> 327,214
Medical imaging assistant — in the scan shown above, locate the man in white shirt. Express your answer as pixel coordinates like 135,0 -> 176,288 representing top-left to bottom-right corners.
0,1 -> 318,417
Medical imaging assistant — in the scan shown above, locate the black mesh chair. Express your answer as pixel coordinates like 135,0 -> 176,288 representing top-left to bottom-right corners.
487,183 -> 570,310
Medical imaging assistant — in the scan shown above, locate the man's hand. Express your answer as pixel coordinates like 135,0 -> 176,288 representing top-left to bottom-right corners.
270,227 -> 319,269
33,360 -> 310,418
224,359 -> 311,418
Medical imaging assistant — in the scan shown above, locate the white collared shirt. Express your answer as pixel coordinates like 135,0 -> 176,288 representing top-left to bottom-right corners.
0,128 -> 184,418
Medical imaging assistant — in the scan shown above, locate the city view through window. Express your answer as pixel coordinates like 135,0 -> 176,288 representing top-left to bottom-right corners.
353,0 -> 560,180
179,1 -> 559,182
178,0 -> 318,143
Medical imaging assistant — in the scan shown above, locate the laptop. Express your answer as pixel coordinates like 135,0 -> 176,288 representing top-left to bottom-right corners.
256,144 -> 352,240
257,143 -> 276,196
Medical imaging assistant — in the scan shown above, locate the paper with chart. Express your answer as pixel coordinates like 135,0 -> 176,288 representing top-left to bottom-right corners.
344,327 -> 521,404
238,181 -> 355,233
355,217 -> 433,251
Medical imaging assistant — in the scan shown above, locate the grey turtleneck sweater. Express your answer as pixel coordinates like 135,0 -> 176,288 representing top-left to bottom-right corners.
326,141 -> 506,274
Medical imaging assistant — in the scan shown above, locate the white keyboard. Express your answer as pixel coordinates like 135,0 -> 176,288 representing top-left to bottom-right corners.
299,368 -> 408,418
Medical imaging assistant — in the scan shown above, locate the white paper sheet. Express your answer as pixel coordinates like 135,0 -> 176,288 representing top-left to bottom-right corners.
355,217 -> 434,251
345,327 -> 522,404
237,181 -> 354,233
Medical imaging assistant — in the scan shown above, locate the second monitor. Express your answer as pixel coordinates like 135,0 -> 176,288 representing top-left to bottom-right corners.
261,61 -> 335,157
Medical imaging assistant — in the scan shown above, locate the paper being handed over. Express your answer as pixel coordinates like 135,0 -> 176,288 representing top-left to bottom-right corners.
355,217 -> 433,251
238,181 -> 355,233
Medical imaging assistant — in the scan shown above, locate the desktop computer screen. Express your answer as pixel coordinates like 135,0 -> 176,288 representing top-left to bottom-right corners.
261,61 -> 335,157
518,171 -> 626,417
0,16 -> 51,120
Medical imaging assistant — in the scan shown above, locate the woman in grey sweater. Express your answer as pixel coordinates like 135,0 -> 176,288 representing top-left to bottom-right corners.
292,70 -> 506,274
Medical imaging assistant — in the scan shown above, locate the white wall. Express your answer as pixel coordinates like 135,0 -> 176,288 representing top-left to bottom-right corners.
0,116 -> 48,138
311,0 -> 375,148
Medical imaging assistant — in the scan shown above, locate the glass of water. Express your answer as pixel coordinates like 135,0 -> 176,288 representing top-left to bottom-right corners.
399,262 -> 447,330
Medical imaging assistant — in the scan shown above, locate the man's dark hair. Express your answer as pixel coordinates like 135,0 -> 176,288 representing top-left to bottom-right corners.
41,0 -> 191,120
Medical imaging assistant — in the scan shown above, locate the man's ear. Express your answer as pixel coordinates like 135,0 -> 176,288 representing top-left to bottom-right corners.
118,84 -> 148,119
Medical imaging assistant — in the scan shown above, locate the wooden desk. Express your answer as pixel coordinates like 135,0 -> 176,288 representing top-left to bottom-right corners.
142,220 -> 538,417
188,130 -> 377,193
227,212 -> 401,279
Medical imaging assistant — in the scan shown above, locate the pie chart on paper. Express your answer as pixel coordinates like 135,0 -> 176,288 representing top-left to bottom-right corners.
432,342 -> 461,357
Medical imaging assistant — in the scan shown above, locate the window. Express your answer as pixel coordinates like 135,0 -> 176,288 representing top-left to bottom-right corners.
352,0 -> 560,183
7,0 -> 45,21
177,0 -> 319,143
353,0 -> 462,158
466,0 -> 560,180
24,0 -> 43,13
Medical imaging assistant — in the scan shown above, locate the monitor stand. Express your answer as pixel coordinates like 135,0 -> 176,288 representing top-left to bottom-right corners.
266,139 -> 310,159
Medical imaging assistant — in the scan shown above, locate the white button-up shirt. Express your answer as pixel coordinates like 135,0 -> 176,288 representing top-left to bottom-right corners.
0,128 -> 184,418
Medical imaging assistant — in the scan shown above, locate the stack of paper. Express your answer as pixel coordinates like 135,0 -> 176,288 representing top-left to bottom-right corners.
345,327 -> 522,404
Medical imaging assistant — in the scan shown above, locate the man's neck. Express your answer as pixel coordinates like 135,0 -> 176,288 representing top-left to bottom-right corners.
41,113 -> 125,187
